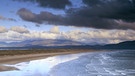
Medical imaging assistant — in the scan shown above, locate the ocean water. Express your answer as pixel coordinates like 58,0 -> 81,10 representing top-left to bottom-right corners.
1,50 -> 135,76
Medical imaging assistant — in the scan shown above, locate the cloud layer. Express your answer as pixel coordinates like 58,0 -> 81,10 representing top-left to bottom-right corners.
0,26 -> 135,44
16,0 -> 135,30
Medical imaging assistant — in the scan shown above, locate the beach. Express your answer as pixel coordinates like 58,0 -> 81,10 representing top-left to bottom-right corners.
0,49 -> 94,71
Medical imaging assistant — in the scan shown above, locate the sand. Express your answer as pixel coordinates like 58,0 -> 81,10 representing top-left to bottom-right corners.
0,49 -> 93,71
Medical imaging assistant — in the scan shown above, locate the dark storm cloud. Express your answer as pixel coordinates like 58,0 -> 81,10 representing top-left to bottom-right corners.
36,0 -> 71,9
17,8 -> 64,24
17,0 -> 135,30
82,0 -> 135,22
13,0 -> 71,9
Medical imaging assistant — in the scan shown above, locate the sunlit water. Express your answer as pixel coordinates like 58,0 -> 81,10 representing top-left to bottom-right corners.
0,50 -> 135,76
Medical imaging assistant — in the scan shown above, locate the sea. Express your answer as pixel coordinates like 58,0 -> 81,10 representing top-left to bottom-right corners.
0,50 -> 135,76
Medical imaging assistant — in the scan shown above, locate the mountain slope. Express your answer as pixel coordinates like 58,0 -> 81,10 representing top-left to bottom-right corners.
0,39 -> 84,47
0,40 -> 134,50
102,40 -> 135,49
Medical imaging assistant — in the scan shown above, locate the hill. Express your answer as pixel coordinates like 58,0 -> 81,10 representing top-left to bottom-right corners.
102,40 -> 135,49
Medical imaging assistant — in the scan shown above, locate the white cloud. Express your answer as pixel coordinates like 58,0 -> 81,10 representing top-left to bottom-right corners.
0,31 -> 30,42
50,26 -> 60,33
58,29 -> 135,44
0,15 -> 16,21
0,26 -> 8,33
10,26 -> 29,33
23,31 -> 60,40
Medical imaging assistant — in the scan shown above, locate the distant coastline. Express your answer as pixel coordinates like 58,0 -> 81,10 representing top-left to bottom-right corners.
0,40 -> 135,50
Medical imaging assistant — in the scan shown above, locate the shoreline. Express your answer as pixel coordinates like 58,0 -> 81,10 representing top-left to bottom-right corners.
0,49 -> 97,71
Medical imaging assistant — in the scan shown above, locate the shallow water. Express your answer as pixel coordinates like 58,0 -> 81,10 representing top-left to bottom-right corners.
1,50 -> 135,76
50,50 -> 135,76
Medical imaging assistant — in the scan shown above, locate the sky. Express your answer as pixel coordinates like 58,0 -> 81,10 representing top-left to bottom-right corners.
0,0 -> 135,45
